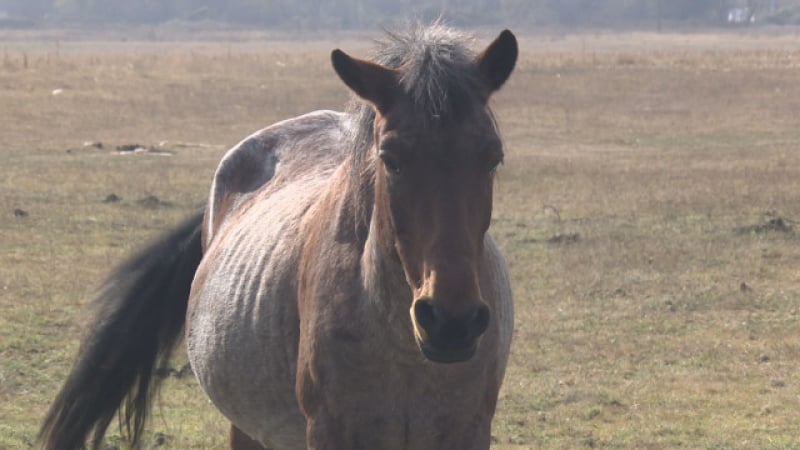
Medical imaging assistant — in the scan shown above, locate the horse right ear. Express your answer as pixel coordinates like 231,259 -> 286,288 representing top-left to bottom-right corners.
331,49 -> 399,112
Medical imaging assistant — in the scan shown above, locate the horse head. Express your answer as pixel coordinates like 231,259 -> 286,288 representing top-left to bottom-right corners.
332,30 -> 517,363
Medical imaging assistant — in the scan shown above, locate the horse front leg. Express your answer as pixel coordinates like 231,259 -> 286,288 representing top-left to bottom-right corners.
230,424 -> 270,450
296,365 -> 353,450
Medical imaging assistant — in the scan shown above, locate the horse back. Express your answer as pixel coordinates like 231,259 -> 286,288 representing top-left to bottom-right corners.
204,110 -> 350,248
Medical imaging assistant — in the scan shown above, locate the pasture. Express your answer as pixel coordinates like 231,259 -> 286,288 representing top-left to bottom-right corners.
1,28 -> 799,448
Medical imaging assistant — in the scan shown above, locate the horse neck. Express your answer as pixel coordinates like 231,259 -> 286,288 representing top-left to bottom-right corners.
360,214 -> 419,352
362,214 -> 409,308
343,124 -> 418,354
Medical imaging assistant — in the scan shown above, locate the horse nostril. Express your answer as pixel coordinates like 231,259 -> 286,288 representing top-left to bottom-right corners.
414,299 -> 439,336
468,304 -> 490,339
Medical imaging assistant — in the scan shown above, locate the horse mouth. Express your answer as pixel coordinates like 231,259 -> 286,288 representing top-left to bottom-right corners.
419,340 -> 477,364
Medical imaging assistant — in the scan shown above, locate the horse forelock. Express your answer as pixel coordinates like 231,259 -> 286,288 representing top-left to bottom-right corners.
348,23 -> 485,139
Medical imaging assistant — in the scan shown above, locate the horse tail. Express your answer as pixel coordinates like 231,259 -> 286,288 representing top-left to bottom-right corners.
38,211 -> 205,450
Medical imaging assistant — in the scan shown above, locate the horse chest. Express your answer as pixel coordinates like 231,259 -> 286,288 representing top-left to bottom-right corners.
297,325 -> 496,450
305,373 -> 494,450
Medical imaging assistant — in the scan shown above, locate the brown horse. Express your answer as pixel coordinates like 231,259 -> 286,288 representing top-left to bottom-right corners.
39,24 -> 517,450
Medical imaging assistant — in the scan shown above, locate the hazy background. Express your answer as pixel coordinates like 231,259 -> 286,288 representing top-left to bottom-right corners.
2,0 -> 800,447
2,0 -> 800,30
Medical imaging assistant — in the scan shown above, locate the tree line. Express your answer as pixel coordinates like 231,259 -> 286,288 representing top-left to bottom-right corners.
0,0 -> 793,28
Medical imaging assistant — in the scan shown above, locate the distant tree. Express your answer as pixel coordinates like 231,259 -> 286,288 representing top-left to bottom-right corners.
546,0 -> 592,25
0,0 -> 52,18
660,0 -> 720,20
1,0 -> 760,28
499,0 -> 541,23
51,0 -> 84,20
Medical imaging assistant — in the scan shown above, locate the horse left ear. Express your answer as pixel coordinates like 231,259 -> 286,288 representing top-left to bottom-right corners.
331,49 -> 400,112
475,29 -> 518,94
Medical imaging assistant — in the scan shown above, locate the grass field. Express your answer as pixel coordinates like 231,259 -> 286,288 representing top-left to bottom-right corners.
1,28 -> 800,449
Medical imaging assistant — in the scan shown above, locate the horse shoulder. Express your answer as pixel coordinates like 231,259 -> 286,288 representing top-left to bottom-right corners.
204,110 -> 350,247
481,233 -> 514,366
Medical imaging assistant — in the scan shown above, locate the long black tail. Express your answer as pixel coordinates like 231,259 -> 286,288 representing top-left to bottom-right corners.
39,211 -> 204,450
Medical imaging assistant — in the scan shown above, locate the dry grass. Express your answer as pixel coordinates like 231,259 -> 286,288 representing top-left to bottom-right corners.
1,30 -> 799,449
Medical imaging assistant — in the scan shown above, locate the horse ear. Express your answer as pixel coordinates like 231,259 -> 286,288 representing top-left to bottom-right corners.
331,49 -> 399,112
475,29 -> 518,94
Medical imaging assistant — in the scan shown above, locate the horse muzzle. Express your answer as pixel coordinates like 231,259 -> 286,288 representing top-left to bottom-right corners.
411,298 -> 490,364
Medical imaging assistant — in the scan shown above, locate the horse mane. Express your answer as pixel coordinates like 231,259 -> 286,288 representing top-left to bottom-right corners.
345,23 -> 489,242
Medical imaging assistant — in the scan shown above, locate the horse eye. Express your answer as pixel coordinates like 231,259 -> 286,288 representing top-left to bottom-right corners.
488,157 -> 503,173
379,152 -> 402,175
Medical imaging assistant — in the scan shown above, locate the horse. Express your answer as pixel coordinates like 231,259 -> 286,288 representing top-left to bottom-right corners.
39,24 -> 517,450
